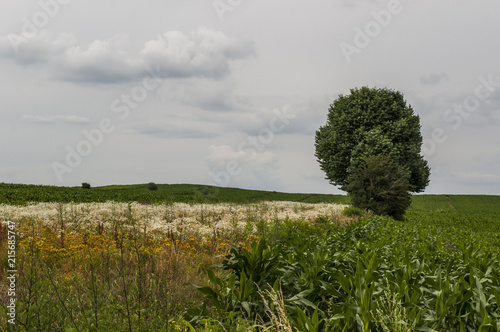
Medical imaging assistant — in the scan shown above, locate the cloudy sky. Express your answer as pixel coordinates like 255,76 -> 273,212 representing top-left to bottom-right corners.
1,0 -> 499,195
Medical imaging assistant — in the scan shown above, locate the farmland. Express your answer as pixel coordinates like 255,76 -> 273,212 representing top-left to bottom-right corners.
0,183 -> 350,205
0,183 -> 499,331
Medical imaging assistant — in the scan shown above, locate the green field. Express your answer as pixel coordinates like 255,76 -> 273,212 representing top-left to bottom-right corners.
2,183 -> 500,211
1,183 -> 499,331
0,182 -> 350,205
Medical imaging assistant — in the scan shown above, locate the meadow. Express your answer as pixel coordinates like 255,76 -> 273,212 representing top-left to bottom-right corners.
0,183 -> 499,331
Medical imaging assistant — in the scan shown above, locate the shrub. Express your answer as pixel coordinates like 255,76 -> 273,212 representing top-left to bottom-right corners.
345,154 -> 412,221
147,182 -> 158,191
81,182 -> 91,189
342,206 -> 364,218
203,186 -> 210,195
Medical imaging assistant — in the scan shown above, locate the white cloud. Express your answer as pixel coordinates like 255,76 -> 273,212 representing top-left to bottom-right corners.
0,28 -> 255,84
140,27 -> 254,80
56,34 -> 143,83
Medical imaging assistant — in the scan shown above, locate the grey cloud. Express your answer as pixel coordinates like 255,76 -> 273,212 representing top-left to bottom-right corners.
338,0 -> 381,8
205,144 -> 283,190
0,31 -> 76,66
20,114 -> 91,124
20,114 -> 54,124
131,120 -> 219,139
161,79 -> 254,112
229,100 -> 330,137
454,172 -> 500,186
481,90 -> 500,124
188,98 -> 331,139
420,72 -> 448,86
490,110 -> 500,125
53,115 -> 92,124
416,86 -> 500,135
207,105 -> 300,137
0,28 -> 255,84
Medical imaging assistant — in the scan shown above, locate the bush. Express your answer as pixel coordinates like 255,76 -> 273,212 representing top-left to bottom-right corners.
342,206 -> 364,218
147,182 -> 158,191
345,154 -> 412,221
81,183 -> 91,189
203,186 -> 210,195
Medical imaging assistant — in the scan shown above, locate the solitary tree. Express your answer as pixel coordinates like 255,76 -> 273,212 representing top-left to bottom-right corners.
315,87 -> 430,217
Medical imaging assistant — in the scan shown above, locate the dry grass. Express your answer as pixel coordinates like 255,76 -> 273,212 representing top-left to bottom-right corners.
256,286 -> 296,332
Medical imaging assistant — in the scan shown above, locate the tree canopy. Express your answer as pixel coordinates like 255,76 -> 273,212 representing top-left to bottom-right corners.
315,87 -> 430,194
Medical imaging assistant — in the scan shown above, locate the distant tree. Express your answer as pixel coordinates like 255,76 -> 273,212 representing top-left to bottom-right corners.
82,182 -> 91,189
148,182 -> 158,191
315,86 -> 430,193
344,154 -> 412,220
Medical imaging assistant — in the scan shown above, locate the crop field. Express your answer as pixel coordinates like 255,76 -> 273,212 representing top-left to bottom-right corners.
0,184 -> 499,331
0,183 -> 350,205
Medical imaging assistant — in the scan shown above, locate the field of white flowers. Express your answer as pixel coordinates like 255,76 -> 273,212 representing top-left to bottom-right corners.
1,201 -> 348,241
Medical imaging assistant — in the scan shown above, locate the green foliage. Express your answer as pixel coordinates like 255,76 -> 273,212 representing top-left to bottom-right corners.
2,182 -> 499,212
187,210 -> 500,331
186,239 -> 283,326
0,183 -> 350,205
81,182 -> 91,189
2,194 -> 500,331
315,86 -> 430,193
341,206 -> 364,218
345,154 -> 412,220
147,182 -> 158,191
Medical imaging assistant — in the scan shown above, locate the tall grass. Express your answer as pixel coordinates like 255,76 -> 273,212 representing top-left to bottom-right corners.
0,210 -> 256,331
1,200 -> 499,331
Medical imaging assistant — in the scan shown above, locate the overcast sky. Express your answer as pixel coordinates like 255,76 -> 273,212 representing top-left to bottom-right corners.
1,0 -> 499,195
